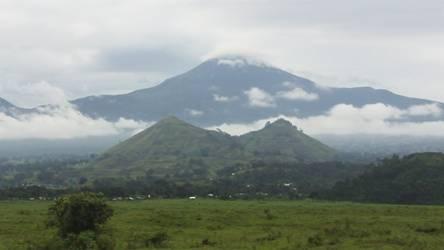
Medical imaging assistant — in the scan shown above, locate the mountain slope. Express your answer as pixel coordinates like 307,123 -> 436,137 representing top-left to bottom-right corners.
0,97 -> 27,116
239,119 -> 335,162
72,56 -> 443,125
72,57 -> 318,124
105,116 -> 243,159
90,117 -> 335,178
0,97 -> 14,109
91,116 -> 246,177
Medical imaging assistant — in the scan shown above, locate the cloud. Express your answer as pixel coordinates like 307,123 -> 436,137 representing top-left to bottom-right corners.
407,103 -> 442,117
244,83 -> 319,107
276,85 -> 319,101
244,87 -> 275,107
0,0 -> 444,106
0,81 -> 69,108
208,103 -> 444,136
217,58 -> 246,67
96,46 -> 200,73
215,56 -> 268,68
0,104 -> 149,140
213,94 -> 238,103
186,109 -> 204,117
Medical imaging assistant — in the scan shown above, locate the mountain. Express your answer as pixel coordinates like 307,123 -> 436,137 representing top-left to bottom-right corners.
320,153 -> 444,204
72,56 -> 444,126
0,97 -> 25,116
90,116 -> 246,177
90,117 -> 334,178
239,118 -> 335,162
0,97 -> 14,109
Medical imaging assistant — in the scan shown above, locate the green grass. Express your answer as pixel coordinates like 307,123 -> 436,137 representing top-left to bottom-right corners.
2,199 -> 444,249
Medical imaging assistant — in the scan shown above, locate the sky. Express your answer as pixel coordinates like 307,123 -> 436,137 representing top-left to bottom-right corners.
0,0 -> 443,108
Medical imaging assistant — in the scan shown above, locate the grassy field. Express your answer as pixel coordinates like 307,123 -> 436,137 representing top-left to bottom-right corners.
2,199 -> 444,249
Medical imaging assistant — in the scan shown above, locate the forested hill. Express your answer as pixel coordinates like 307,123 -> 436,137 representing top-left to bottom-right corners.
320,153 -> 444,204
90,117 -> 335,178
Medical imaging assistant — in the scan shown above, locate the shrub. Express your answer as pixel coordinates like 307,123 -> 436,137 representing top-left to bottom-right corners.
144,232 -> 169,247
307,234 -> 324,247
48,192 -> 113,237
37,192 -> 115,250
263,208 -> 274,220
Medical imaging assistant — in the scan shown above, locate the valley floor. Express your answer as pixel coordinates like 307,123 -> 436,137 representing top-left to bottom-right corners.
1,199 -> 444,249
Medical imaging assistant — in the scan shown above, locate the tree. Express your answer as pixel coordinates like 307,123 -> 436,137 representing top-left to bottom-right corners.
49,192 -> 113,237
43,192 -> 115,250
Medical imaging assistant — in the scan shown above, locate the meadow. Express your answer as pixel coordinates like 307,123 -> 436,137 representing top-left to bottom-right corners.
1,199 -> 444,249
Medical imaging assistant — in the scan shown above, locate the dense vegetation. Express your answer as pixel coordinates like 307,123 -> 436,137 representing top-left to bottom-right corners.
0,155 -> 92,188
0,117 -> 341,199
33,192 -> 115,249
0,160 -> 366,200
3,199 -> 444,249
4,152 -> 444,206
89,161 -> 366,199
90,117 -> 336,178
239,119 -> 335,162
320,153 -> 444,204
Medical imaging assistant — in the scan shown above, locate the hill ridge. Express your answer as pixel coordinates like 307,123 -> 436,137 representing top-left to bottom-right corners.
91,117 -> 335,178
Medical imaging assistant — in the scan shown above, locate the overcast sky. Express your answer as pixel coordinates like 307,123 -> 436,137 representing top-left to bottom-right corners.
1,0 -> 443,108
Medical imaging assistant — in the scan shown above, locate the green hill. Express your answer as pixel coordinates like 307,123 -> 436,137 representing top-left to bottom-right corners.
90,117 -> 336,178
91,116 -> 246,178
321,153 -> 444,204
239,119 -> 335,162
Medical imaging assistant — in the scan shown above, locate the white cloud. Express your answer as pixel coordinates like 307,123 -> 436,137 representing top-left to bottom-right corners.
213,94 -> 238,103
208,103 -> 444,136
0,81 -> 69,108
217,58 -> 246,67
0,1 -> 443,106
186,109 -> 204,117
407,103 -> 442,117
0,104 -> 149,140
276,85 -> 319,101
213,55 -> 269,68
244,87 -> 275,107
208,120 -> 266,136
244,84 -> 319,107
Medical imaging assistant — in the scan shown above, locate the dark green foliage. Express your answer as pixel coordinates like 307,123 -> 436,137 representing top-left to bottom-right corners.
88,161 -> 366,199
35,193 -> 116,250
0,159 -> 366,200
48,192 -> 113,237
321,153 -> 444,204
0,155 -> 91,188
0,185 -> 69,200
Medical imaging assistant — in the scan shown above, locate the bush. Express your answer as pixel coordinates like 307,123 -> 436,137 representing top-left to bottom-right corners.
48,192 -> 113,237
96,230 -> 116,250
40,192 -> 115,250
145,232 -> 169,247
65,231 -> 97,250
